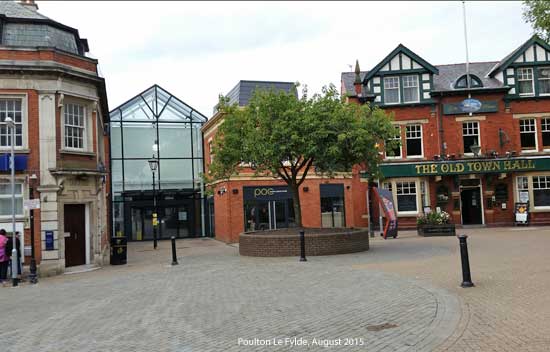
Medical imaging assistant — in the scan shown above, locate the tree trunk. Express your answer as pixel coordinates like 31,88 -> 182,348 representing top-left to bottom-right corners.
290,183 -> 302,227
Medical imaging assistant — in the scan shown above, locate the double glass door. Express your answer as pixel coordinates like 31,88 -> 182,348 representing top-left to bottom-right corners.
245,199 -> 295,232
129,203 -> 193,241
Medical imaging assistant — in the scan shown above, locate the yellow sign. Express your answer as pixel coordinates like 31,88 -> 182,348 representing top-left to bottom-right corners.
152,213 -> 158,226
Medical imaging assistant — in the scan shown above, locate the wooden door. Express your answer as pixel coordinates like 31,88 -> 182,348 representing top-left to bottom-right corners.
461,189 -> 482,225
64,204 -> 86,267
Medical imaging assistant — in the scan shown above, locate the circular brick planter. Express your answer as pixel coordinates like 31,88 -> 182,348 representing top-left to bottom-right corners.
239,228 -> 369,257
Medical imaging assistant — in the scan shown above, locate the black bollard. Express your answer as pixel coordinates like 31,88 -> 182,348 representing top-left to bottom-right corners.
458,235 -> 474,288
171,236 -> 178,266
299,230 -> 307,262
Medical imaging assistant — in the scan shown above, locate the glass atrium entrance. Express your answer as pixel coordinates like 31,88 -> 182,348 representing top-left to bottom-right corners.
109,85 -> 208,240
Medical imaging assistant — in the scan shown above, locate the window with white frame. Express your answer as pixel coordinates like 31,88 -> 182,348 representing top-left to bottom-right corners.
516,176 -> 529,202
0,182 -> 23,217
382,182 -> 392,192
517,68 -> 534,95
462,121 -> 480,154
538,67 -> 550,95
519,118 -> 537,151
64,103 -> 86,150
396,181 -> 417,212
542,118 -> 550,149
533,175 -> 550,207
385,126 -> 401,158
405,124 -> 422,157
402,75 -> 419,103
0,98 -> 23,148
383,76 -> 400,104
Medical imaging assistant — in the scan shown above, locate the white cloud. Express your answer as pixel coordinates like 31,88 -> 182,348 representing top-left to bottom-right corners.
37,0 -> 533,117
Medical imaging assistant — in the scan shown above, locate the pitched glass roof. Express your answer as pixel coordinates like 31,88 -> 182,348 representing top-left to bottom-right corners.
109,85 -> 207,124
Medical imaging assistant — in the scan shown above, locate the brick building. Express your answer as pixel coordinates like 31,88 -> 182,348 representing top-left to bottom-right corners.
202,81 -> 370,243
0,1 -> 109,275
342,35 -> 550,228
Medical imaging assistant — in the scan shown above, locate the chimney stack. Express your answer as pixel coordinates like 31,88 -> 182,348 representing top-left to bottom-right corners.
20,0 -> 39,11
354,59 -> 362,96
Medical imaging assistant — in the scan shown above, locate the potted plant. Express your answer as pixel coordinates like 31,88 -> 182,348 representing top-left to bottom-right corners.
417,211 -> 456,236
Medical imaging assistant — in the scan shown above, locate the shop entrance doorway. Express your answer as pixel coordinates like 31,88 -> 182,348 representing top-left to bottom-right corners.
244,200 -> 296,231
461,187 -> 483,225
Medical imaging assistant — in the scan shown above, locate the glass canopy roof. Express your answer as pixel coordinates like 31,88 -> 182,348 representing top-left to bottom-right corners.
109,85 -> 208,123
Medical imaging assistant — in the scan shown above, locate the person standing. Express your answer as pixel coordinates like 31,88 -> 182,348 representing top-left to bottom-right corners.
0,229 -> 9,286
5,230 -> 22,280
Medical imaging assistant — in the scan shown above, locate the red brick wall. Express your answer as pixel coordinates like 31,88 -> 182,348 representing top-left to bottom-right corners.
0,49 -> 98,73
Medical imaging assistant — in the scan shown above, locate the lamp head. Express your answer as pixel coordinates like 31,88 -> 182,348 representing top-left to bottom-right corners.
148,157 -> 158,172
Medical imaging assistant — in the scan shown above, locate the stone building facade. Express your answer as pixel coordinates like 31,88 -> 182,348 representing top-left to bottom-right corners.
0,1 -> 109,275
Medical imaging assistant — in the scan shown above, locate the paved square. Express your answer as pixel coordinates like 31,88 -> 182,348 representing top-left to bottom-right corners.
1,227 -> 550,351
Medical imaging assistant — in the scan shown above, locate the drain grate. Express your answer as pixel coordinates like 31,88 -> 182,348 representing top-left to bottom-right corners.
366,323 -> 398,332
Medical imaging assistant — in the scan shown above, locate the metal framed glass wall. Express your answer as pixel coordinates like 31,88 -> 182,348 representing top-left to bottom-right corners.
109,85 -> 208,240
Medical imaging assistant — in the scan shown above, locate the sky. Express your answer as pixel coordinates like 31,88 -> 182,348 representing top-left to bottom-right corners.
37,1 -> 534,118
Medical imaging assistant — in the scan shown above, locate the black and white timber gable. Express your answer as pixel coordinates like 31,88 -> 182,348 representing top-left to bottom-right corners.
362,44 -> 438,106
489,35 -> 550,98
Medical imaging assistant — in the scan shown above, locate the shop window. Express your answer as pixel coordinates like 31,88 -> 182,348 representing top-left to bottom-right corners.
517,67 -> 534,95
538,67 -> 550,95
0,182 -> 23,217
533,176 -> 550,207
402,75 -> 419,103
396,181 -> 417,212
0,98 -> 23,148
517,176 -> 529,202
385,126 -> 401,158
519,119 -> 537,151
462,121 -> 480,154
320,184 -> 345,228
383,76 -> 400,104
405,124 -> 422,157
542,118 -> 550,149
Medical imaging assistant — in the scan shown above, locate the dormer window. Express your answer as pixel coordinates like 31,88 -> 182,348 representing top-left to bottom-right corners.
454,74 -> 483,89
517,68 -> 534,95
383,77 -> 400,104
403,75 -> 419,103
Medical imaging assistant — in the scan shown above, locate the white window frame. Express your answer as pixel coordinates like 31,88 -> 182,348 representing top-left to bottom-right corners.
538,67 -> 550,96
517,67 -> 535,96
405,124 -> 423,159
383,76 -> 400,105
532,175 -> 550,210
402,75 -> 420,103
519,118 -> 538,153
541,118 -> 550,151
63,103 -> 87,151
516,176 -> 529,202
0,181 -> 24,218
61,98 -> 94,153
395,180 -> 419,215
462,121 -> 480,156
0,94 -> 28,151
385,126 -> 402,160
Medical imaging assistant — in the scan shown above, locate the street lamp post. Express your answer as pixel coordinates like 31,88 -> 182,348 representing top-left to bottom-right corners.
148,156 -> 159,249
28,175 -> 38,284
6,117 -> 18,287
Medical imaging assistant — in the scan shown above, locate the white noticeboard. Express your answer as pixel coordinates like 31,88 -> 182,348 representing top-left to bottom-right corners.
23,199 -> 40,210
519,191 -> 529,203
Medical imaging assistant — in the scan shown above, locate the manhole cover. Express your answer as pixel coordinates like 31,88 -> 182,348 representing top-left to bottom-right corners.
366,323 -> 398,332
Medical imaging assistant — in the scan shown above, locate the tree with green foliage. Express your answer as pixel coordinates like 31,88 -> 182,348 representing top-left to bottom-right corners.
523,0 -> 550,41
207,84 -> 396,227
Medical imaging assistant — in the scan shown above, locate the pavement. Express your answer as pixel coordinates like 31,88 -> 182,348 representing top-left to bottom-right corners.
0,227 -> 549,351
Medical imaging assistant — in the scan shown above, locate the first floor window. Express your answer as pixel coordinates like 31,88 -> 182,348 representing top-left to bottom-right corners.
396,181 -> 417,212
385,126 -> 401,158
533,176 -> 550,207
0,182 -> 23,216
538,67 -> 550,95
542,118 -> 550,148
402,75 -> 419,103
384,76 -> 400,104
0,98 -> 23,147
462,121 -> 480,154
519,119 -> 537,151
64,103 -> 86,150
406,124 -> 422,157
517,67 -> 534,95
